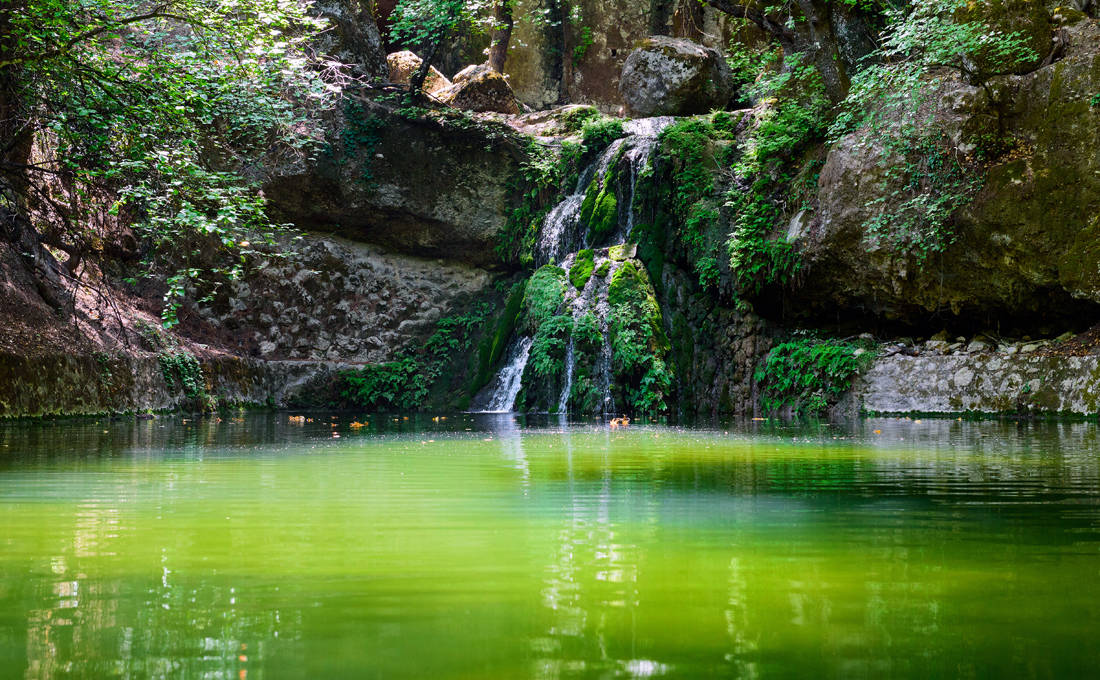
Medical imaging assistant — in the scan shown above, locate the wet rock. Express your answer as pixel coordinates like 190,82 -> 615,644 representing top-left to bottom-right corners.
619,36 -> 733,117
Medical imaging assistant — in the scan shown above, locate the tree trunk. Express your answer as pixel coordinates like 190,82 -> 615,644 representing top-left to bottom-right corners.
545,0 -> 567,104
409,26 -> 449,97
672,0 -> 705,42
488,0 -> 514,72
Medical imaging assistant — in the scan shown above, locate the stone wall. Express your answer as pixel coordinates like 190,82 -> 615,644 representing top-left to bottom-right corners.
851,351 -> 1100,416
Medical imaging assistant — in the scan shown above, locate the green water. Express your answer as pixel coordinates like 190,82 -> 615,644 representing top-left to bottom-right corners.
2,415 -> 1100,678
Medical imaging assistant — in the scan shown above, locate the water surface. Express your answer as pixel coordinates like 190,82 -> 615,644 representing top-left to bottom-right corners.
2,415 -> 1100,678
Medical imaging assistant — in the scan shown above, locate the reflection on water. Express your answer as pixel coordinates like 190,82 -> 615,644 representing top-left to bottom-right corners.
2,414 -> 1100,678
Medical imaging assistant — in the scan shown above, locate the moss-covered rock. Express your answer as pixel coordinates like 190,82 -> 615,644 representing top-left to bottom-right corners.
796,20 -> 1100,326
438,63 -> 522,115
521,265 -> 567,334
579,174 -> 620,246
608,260 -> 672,412
956,0 -> 1053,76
569,249 -> 596,289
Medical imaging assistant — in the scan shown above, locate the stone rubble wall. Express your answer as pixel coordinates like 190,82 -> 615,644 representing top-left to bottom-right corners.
852,350 -> 1100,416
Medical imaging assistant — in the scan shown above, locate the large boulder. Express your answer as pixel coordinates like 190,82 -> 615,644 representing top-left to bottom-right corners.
619,36 -> 733,117
264,99 -> 526,267
386,51 -> 452,95
957,0 -> 1054,76
793,19 -> 1100,327
438,64 -> 522,114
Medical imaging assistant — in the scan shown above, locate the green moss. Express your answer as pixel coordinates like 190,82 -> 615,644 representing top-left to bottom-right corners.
588,192 -> 618,245
566,312 -> 605,414
569,249 -> 596,289
521,265 -> 567,334
473,281 -> 526,393
594,261 -> 610,278
607,260 -> 672,413
579,173 -> 620,247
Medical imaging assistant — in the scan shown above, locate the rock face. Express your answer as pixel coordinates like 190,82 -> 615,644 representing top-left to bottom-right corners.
438,64 -> 522,114
852,352 -> 1100,415
311,0 -> 388,79
265,100 -> 524,266
386,51 -> 452,95
795,19 -> 1100,326
500,0 -> 744,110
619,36 -> 733,117
198,235 -> 491,363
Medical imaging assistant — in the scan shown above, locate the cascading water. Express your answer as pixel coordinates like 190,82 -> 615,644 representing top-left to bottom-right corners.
481,117 -> 673,415
470,336 -> 534,413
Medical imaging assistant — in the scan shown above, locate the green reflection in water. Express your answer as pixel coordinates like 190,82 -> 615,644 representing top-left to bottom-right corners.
1,414 -> 1100,678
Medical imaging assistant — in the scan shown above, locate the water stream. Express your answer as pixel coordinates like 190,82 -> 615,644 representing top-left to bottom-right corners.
483,117 -> 673,414
470,336 -> 533,413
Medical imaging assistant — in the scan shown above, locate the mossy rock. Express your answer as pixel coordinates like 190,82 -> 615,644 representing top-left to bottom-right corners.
594,261 -> 611,278
956,0 -> 1052,75
580,175 -> 620,246
521,265 -> 567,334
608,243 -> 637,261
569,249 -> 596,289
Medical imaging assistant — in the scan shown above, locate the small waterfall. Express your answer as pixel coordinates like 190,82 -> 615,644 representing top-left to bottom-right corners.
471,336 -> 534,413
490,117 -> 674,415
556,336 -> 574,414
535,195 -> 583,267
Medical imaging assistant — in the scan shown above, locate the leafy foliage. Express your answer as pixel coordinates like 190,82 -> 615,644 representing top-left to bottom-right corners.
725,55 -> 828,294
755,337 -> 876,416
521,265 -> 567,333
581,116 -> 626,152
608,261 -> 671,413
341,305 -> 492,412
158,351 -> 205,400
2,0 -> 348,326
656,117 -> 723,290
827,0 -> 1037,264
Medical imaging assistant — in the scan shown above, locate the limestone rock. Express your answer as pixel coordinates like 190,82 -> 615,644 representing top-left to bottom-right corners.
619,36 -> 733,117
387,51 -> 452,95
437,64 -> 521,114
793,20 -> 1100,324
265,101 -> 525,266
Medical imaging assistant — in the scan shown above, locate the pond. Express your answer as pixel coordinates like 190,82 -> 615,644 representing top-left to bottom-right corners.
2,414 -> 1099,678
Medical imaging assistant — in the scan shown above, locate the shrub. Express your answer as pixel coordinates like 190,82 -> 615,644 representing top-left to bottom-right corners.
755,337 -> 876,416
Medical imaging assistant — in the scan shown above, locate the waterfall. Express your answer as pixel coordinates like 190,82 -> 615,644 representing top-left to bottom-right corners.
470,336 -> 534,413
556,336 -> 574,414
485,117 -> 673,415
